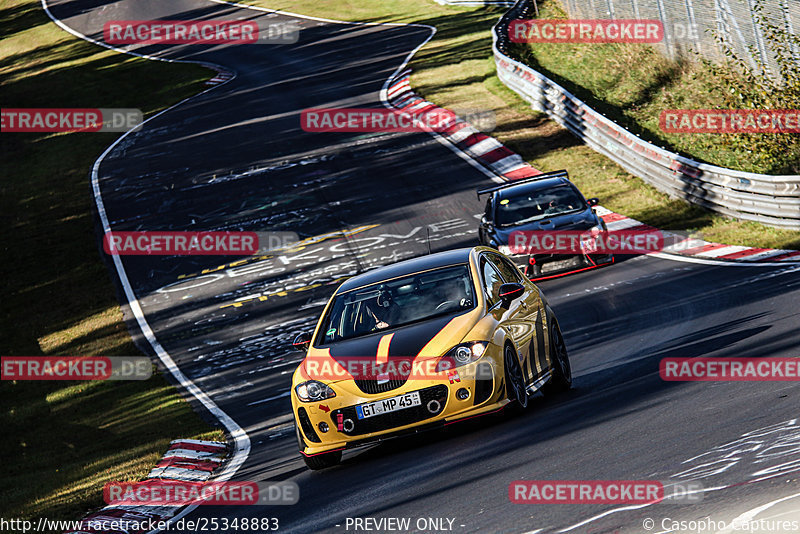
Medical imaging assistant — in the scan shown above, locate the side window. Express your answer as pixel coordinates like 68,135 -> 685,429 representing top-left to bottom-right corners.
480,257 -> 504,307
489,253 -> 524,283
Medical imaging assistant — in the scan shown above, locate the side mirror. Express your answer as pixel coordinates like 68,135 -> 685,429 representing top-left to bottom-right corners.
587,197 -> 600,207
292,332 -> 311,351
498,282 -> 525,308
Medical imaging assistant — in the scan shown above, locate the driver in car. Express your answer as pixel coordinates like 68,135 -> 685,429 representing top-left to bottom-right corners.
367,290 -> 400,330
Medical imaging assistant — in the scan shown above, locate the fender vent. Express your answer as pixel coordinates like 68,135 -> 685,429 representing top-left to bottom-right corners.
297,407 -> 321,443
474,362 -> 494,405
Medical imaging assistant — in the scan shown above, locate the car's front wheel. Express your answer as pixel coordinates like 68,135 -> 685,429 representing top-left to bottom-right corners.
542,320 -> 572,395
302,450 -> 342,470
296,423 -> 342,470
504,344 -> 528,408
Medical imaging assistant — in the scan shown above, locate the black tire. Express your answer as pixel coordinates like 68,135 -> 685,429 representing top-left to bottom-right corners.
542,319 -> 572,395
302,450 -> 342,470
295,422 -> 342,470
504,344 -> 528,409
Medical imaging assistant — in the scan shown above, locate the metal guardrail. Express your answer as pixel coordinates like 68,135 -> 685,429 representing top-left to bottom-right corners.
491,1 -> 800,229
434,0 -> 515,5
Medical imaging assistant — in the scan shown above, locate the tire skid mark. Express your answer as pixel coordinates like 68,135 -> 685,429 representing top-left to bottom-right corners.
558,418 -> 800,533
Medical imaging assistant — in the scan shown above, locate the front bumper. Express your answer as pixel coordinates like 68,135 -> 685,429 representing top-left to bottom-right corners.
293,359 -> 507,456
507,252 -> 614,281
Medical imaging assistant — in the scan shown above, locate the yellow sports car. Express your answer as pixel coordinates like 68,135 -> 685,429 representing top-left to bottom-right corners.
290,246 -> 571,469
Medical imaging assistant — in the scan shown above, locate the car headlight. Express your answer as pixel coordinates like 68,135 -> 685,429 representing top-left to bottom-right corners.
436,341 -> 489,372
295,380 -> 336,403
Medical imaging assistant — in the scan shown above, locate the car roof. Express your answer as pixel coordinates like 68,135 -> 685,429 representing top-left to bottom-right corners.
494,177 -> 577,200
336,248 -> 473,294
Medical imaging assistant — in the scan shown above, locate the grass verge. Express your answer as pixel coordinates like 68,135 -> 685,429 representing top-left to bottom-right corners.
1,0 -> 224,523
247,0 -> 800,249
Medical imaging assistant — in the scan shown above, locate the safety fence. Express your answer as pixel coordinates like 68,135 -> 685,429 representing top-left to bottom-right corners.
560,0 -> 800,70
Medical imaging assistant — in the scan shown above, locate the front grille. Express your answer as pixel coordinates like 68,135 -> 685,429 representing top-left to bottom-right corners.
474,362 -> 494,405
353,361 -> 411,394
331,385 -> 448,436
297,407 -> 321,443
354,377 -> 408,395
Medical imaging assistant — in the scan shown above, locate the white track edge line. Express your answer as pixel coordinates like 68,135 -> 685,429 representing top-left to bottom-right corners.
39,2 -> 250,532
648,251 -> 800,267
207,0 -> 503,185
715,490 -> 800,534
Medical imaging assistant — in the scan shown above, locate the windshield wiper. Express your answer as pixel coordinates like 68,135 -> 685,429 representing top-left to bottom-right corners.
499,214 -> 545,227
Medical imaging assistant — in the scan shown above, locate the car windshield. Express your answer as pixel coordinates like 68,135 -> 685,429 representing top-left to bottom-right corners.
495,184 -> 585,227
317,264 -> 476,344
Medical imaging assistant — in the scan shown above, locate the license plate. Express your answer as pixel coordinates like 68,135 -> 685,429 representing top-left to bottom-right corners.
541,257 -> 581,273
355,391 -> 421,419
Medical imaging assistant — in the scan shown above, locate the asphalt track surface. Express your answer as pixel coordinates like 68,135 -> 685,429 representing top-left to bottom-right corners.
45,1 -> 800,532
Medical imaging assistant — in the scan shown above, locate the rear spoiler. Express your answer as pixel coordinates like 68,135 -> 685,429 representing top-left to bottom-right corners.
476,169 -> 569,199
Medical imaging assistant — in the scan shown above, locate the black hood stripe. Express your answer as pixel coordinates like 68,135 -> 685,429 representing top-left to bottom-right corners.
327,314 -> 457,362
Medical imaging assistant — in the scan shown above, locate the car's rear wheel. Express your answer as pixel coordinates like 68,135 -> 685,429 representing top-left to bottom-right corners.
542,320 -> 572,395
302,450 -> 342,470
504,344 -> 528,409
